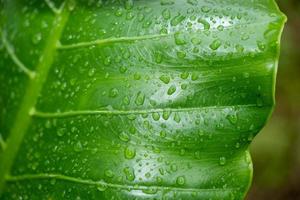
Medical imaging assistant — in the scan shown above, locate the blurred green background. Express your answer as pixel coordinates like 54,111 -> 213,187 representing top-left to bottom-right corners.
247,0 -> 300,199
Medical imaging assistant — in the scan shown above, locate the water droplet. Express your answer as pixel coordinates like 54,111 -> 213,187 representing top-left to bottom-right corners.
187,0 -> 197,5
159,75 -> 170,84
177,51 -> 186,59
209,39 -> 222,50
74,141 -> 83,152
180,72 -> 189,79
160,130 -> 167,138
97,184 -> 108,191
198,19 -> 210,30
115,8 -> 123,17
171,164 -> 178,172
160,27 -> 168,34
191,37 -> 201,45
176,176 -> 186,186
123,167 -> 135,181
57,128 -> 65,137
142,188 -> 158,194
171,14 -> 186,26
174,32 -> 187,45
126,12 -> 134,20
32,33 -> 42,44
155,52 -> 163,63
104,57 -> 111,65
235,44 -> 244,53
162,110 -> 171,120
145,172 -> 151,178
109,88 -> 119,98
174,113 -> 181,123
123,96 -> 130,105
105,169 -> 114,178
191,72 -> 198,81
134,73 -> 141,80
125,0 -> 134,10
167,85 -> 176,95
201,6 -> 211,13
160,0 -> 175,5
257,41 -> 266,51
226,112 -> 238,125
67,0 -> 76,11
162,9 -> 171,20
88,68 -> 96,77
124,146 -> 136,159
217,25 -> 224,31
219,157 -> 226,166
135,92 -> 145,106
119,132 -> 130,142
45,120 -> 51,129
119,66 -> 127,73
152,113 -> 160,121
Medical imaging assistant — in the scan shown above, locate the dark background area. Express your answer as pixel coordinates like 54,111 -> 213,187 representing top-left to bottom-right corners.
247,0 -> 300,199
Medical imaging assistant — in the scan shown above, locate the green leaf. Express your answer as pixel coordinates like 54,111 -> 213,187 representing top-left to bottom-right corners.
0,0 -> 286,199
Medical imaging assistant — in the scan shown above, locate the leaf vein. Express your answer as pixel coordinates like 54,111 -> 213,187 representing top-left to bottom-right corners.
6,173 -> 238,192
31,104 -> 263,119
1,32 -> 36,79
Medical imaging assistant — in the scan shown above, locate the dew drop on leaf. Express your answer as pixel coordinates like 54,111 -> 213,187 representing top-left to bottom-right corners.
74,141 -> 83,152
174,32 -> 187,45
105,169 -> 114,178
135,91 -> 145,106
187,0 -> 197,6
32,33 -> 42,44
142,188 -> 158,194
160,130 -> 167,138
159,75 -> 170,84
201,6 -> 211,13
162,9 -> 171,20
219,157 -> 227,166
162,110 -> 171,120
176,176 -> 186,186
167,85 -> 176,95
124,146 -> 136,159
198,18 -> 210,30
160,0 -> 175,6
97,184 -> 108,192
123,167 -> 135,181
88,68 -> 95,77
109,88 -> 119,98
152,112 -> 160,121
171,14 -> 186,26
119,132 -> 130,142
174,113 -> 181,123
209,39 -> 222,50
226,113 -> 238,125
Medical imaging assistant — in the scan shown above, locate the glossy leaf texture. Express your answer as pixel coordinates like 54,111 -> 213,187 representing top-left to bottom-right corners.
0,0 -> 286,199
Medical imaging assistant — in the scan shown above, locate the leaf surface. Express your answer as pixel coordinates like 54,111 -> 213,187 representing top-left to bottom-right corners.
0,0 -> 286,199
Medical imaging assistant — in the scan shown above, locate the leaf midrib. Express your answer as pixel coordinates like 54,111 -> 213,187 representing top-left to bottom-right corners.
31,104 -> 266,119
6,173 -> 239,193
0,2 -> 70,194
